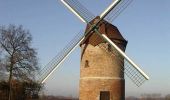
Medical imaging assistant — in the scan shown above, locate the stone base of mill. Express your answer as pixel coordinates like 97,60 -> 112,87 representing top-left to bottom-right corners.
79,78 -> 125,100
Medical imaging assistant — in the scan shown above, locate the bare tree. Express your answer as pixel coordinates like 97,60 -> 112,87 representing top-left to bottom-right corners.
0,25 -> 39,100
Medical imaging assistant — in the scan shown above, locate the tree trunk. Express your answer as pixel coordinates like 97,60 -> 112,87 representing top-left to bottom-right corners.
8,67 -> 12,100
8,56 -> 14,100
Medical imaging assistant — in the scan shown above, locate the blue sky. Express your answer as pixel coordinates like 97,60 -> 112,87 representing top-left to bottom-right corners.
0,0 -> 170,97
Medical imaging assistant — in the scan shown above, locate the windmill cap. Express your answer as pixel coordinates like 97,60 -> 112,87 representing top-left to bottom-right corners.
80,16 -> 127,47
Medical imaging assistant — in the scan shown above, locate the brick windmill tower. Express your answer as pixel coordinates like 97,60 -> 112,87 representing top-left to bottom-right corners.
37,0 -> 149,100
80,17 -> 127,100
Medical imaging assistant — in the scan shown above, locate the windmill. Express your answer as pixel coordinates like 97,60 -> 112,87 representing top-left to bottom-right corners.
37,0 -> 149,100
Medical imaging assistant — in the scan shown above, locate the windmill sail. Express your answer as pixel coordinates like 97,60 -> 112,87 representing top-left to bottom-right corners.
37,31 -> 85,83
100,0 -> 122,19
105,0 -> 134,23
38,0 -> 149,85
94,29 -> 149,86
61,0 -> 132,24
61,0 -> 95,23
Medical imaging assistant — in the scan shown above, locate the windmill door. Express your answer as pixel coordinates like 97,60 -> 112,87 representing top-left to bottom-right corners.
100,91 -> 110,100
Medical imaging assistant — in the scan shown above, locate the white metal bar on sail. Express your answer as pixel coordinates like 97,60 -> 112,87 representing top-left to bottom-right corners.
100,0 -> 121,19
101,34 -> 149,80
41,36 -> 85,83
61,0 -> 86,23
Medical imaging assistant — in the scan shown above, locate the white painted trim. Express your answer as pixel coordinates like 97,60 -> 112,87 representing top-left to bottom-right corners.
41,37 -> 85,83
102,34 -> 149,80
100,0 -> 121,19
80,77 -> 124,80
61,0 -> 86,23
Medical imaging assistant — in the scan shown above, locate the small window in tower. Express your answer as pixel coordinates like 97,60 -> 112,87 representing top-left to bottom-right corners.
108,44 -> 112,52
100,91 -> 110,100
84,60 -> 89,68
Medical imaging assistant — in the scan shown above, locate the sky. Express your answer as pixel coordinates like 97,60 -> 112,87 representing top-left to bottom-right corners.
0,0 -> 170,98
